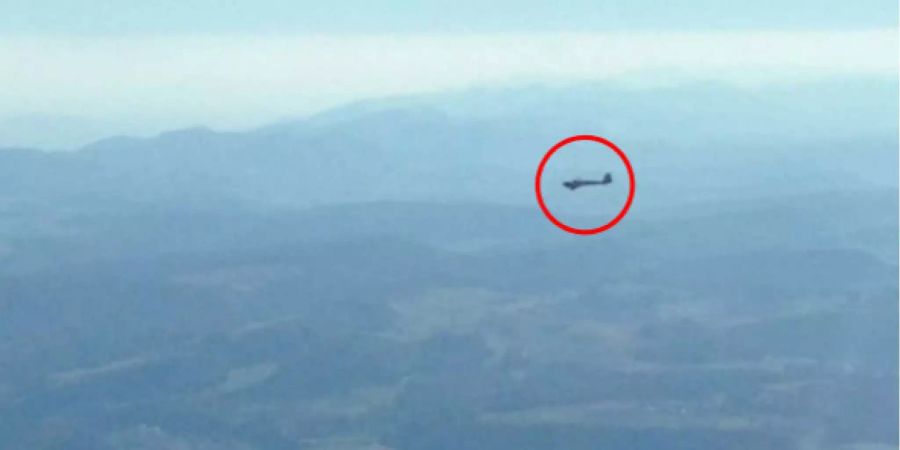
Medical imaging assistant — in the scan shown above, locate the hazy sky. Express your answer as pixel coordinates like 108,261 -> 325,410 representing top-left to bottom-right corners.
1,0 -> 897,34
1,1 -> 897,146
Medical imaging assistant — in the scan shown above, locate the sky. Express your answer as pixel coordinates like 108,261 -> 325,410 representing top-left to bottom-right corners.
0,1 -> 897,148
1,0 -> 897,34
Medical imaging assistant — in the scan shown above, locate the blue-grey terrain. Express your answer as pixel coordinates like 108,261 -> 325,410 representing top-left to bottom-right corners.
0,78 -> 897,449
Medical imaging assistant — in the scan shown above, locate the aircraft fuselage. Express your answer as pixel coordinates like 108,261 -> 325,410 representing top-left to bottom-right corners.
563,173 -> 612,190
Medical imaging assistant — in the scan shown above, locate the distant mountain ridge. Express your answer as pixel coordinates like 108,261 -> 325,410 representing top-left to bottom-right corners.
1,78 -> 896,213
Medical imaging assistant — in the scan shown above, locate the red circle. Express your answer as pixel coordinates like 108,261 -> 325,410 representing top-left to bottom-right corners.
535,135 -> 635,235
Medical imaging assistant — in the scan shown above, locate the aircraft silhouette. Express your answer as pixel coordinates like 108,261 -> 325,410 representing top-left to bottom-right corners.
563,173 -> 612,190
